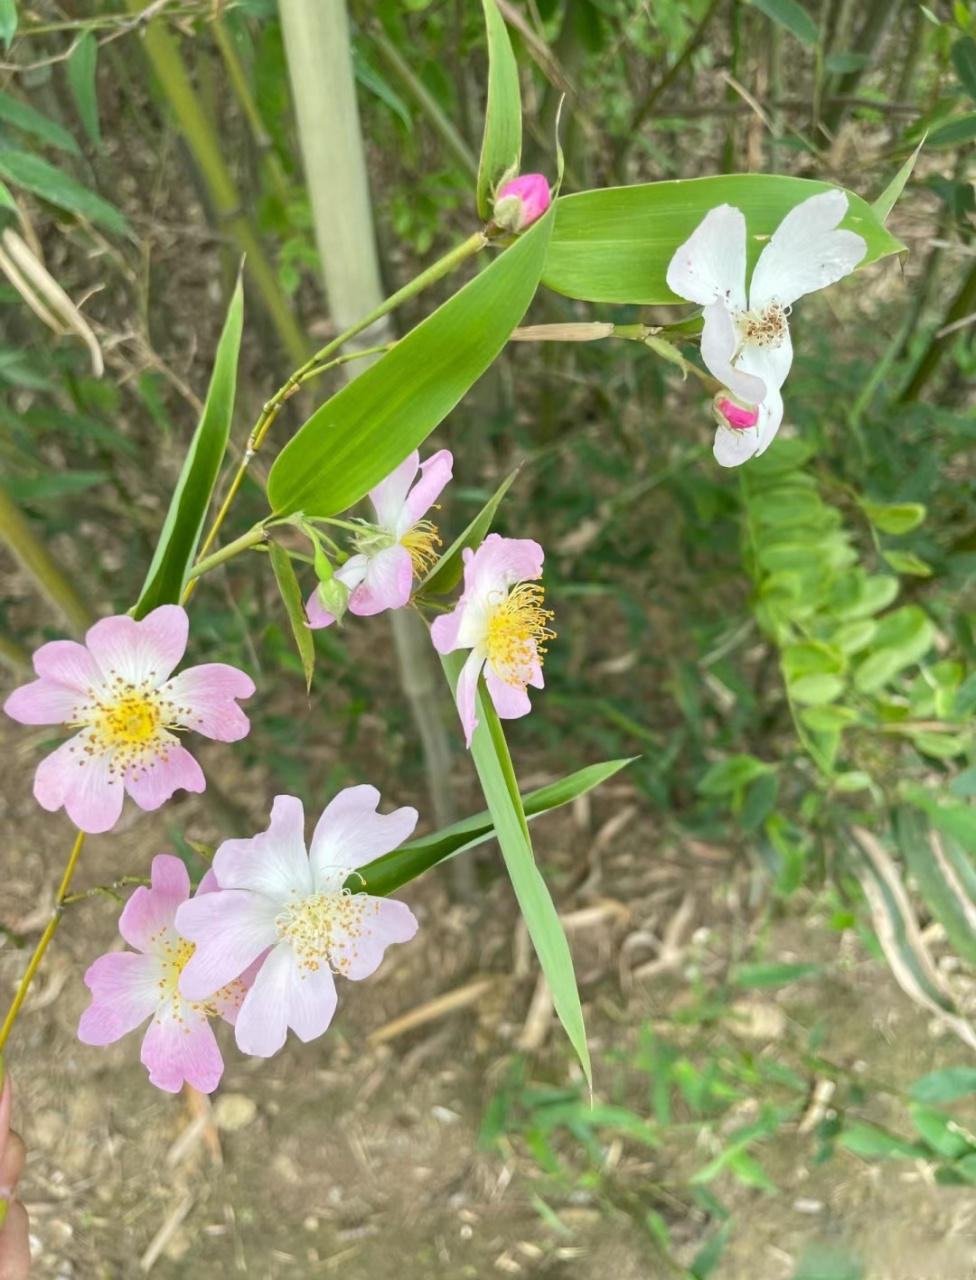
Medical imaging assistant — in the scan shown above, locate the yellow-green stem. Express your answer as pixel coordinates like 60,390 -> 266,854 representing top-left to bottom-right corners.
0,828 -> 86,1052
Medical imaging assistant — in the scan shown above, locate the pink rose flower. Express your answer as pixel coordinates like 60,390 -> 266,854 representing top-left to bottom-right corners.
78,855 -> 253,1093
3,604 -> 255,834
493,175 -> 551,232
430,533 -> 554,748
307,449 -> 453,628
176,789 -> 419,1058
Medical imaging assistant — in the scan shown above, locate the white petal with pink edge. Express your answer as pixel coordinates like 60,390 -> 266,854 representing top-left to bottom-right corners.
141,1002 -> 224,1093
78,951 -> 163,1045
177,890 -> 281,1000
160,664 -> 255,741
309,784 -> 418,877
329,897 -> 418,981
212,794 -> 314,898
400,448 -> 453,532
233,943 -> 298,1057
33,735 -> 124,834
124,742 -> 206,811
3,679 -> 88,726
118,854 -> 189,952
85,605 -> 188,687
369,450 -> 419,529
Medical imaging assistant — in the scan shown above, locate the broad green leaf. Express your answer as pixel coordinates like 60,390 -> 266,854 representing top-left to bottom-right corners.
440,649 -> 592,1085
952,36 -> 976,103
731,961 -> 822,988
268,542 -> 314,692
356,757 -> 634,897
134,277 -> 244,617
477,0 -> 522,221
420,467 -> 519,595
852,826 -> 976,1051
872,141 -> 923,224
0,90 -> 79,154
910,1067 -> 976,1105
853,606 -> 935,692
67,33 -> 101,147
698,754 -> 773,796
746,0 -> 819,46
928,113 -> 976,148
0,0 -> 16,50
859,500 -> 926,535
0,149 -> 127,234
268,211 -> 553,517
542,176 -> 903,305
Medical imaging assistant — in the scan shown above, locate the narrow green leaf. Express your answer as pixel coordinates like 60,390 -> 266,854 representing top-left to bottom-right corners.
0,150 -> 127,234
356,757 -> 635,897
134,276 -> 244,616
910,1067 -> 976,1105
268,542 -> 314,692
952,36 -> 976,103
0,179 -> 16,212
268,211 -> 553,517
690,1219 -> 735,1280
881,550 -> 932,578
477,0 -> 522,221
0,0 -> 16,50
872,140 -> 924,224
746,0 -> 819,46
928,113 -> 976,148
543,176 -> 903,305
67,32 -> 101,147
698,754 -> 772,796
910,1104 -> 975,1160
420,467 -> 519,595
0,90 -> 80,154
731,961 -> 822,988
896,808 -> 976,969
440,650 -> 591,1085
838,1123 -> 924,1161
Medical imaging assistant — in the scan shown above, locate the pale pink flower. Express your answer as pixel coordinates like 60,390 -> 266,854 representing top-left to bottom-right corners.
3,604 -> 254,834
176,789 -> 419,1058
307,449 -> 453,628
666,190 -> 865,467
78,855 -> 252,1094
494,174 -> 551,233
430,533 -> 554,748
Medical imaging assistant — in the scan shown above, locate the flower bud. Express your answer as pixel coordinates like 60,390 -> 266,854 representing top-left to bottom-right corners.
313,543 -> 334,583
493,175 -> 551,233
317,578 -> 350,626
713,394 -> 760,432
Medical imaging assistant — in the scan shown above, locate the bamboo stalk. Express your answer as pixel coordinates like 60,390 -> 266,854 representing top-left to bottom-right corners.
122,0 -> 308,366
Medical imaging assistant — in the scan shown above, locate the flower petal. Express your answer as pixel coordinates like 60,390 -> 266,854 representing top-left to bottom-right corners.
78,951 -> 162,1045
349,545 -> 413,616
400,449 -> 453,532
160,663 -> 255,741
33,735 -> 124,834
330,896 -> 418,980
369,451 -> 419,530
278,955 -> 338,1044
3,678 -> 86,726
750,190 -> 866,309
309,785 -> 418,878
85,605 -> 188,687
734,323 -> 794,396
666,204 -> 748,311
211,794 -> 314,899
118,855 -> 189,952
712,423 -> 763,468
31,639 -> 102,691
754,387 -> 785,457
307,556 -> 370,628
430,599 -> 467,655
124,742 -> 206,812
456,648 -> 485,749
141,1001 -> 224,1093
177,890 -> 280,1000
465,534 -> 545,599
484,666 -> 533,721
233,943 -> 303,1057
701,301 -> 766,405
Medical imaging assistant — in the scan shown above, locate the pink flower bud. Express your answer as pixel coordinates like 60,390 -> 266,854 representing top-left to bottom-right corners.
493,175 -> 551,232
713,394 -> 760,432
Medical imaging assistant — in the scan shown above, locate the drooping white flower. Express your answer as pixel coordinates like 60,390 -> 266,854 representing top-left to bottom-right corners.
666,190 -> 866,467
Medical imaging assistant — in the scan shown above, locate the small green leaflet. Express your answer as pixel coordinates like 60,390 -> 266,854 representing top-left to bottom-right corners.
746,0 -> 819,46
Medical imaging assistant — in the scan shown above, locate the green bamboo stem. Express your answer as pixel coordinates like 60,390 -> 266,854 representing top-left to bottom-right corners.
123,0 -> 308,367
0,487 -> 92,635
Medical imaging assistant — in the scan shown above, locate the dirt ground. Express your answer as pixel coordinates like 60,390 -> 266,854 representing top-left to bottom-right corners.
3,694 -> 976,1280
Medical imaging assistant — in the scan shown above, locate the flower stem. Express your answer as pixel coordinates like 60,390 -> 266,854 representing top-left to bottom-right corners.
0,828 -> 86,1052
183,525 -> 268,588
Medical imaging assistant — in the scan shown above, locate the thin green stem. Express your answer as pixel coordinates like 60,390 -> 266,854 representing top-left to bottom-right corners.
184,525 -> 268,585
0,829 -> 86,1052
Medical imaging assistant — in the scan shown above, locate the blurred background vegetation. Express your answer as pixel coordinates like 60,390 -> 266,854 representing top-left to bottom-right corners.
2,1 -> 976,1276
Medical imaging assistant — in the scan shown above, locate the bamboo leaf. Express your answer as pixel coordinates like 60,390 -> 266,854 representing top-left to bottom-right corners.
0,0 -> 16,51
0,150 -> 127,234
746,0 -> 819,46
134,276 -> 244,617
543,176 -> 903,305
0,90 -> 80,154
872,140 -> 924,224
268,211 -> 552,517
420,466 -> 520,595
268,542 -> 315,692
928,113 -> 976,148
852,827 -> 976,1052
355,757 -> 634,897
67,32 -> 101,147
439,649 -> 592,1085
952,36 -> 976,104
895,808 -> 976,970
477,0 -> 522,221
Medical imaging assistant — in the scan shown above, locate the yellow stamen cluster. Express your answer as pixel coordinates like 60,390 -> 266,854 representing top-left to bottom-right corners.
401,520 -> 442,577
275,885 -> 379,977
737,302 -> 789,349
486,582 -> 555,685
66,673 -> 192,780
149,924 -> 247,1028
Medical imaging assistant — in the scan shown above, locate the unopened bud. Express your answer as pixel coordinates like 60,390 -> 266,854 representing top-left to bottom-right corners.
713,394 -> 760,432
493,174 -> 551,233
313,543 -> 334,584
317,577 -> 350,625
